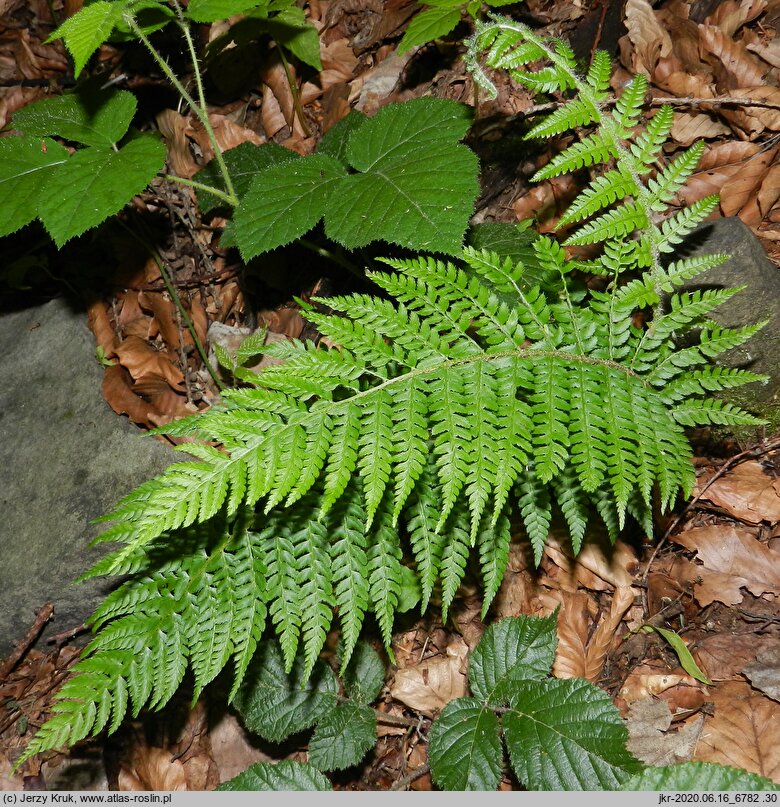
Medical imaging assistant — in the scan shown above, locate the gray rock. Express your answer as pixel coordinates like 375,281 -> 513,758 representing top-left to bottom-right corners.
677,217 -> 780,430
0,298 -> 180,658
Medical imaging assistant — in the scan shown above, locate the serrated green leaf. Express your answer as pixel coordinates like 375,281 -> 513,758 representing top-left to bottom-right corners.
12,88 -> 136,148
234,154 -> 348,260
47,1 -> 126,76
623,762 -> 780,791
469,613 -> 557,705
325,98 -> 478,255
504,678 -> 641,790
218,760 -> 332,791
109,0 -> 174,39
265,6 -> 322,71
195,141 -> 296,214
233,642 -> 338,743
37,135 -> 165,247
342,642 -> 385,705
0,136 -> 70,238
640,626 -> 712,684
397,6 -> 462,54
428,698 -> 503,791
307,702 -> 376,771
186,0 -> 270,23
318,111 -> 367,164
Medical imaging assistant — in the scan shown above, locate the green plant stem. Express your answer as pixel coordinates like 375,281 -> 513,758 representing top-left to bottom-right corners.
162,173 -> 236,205
277,46 -> 311,138
124,13 -> 239,207
118,218 -> 225,393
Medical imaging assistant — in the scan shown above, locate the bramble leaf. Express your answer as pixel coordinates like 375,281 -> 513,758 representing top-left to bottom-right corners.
428,698 -> 503,791
47,1 -> 127,76
307,702 -> 376,771
503,678 -> 642,789
469,612 -> 557,705
12,88 -> 136,148
0,137 -> 69,238
233,642 -> 338,742
218,760 -> 332,791
37,135 -> 165,247
325,98 -> 478,254
186,0 -> 270,23
195,141 -> 295,213
343,642 -> 385,706
397,6 -> 462,54
622,762 -> 780,791
234,154 -> 347,259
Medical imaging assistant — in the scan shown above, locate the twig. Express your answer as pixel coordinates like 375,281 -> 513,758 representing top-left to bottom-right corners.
0,604 -> 54,681
390,763 -> 430,791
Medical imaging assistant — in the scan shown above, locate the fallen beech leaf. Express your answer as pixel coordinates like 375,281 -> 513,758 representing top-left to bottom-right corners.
551,590 -> 590,680
156,109 -> 200,178
698,25 -> 767,88
117,739 -> 188,791
619,663 -> 700,703
677,141 -> 762,208
87,298 -> 118,356
671,112 -> 731,146
704,0 -> 767,37
695,681 -> 780,782
389,637 -> 468,716
544,533 -> 637,591
692,633 -> 769,681
102,364 -> 167,428
624,0 -> 673,75
114,335 -> 186,390
139,290 -> 182,350
585,586 -> 637,682
694,462 -> 780,524
672,525 -> 780,602
742,161 -> 780,226
743,647 -> 780,703
626,698 -> 704,766
726,86 -> 780,130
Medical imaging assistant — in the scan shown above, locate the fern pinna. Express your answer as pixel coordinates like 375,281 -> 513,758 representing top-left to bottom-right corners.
19,22 -> 766,763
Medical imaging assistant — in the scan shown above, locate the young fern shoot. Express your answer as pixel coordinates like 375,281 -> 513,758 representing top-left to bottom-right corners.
17,24 -> 767,766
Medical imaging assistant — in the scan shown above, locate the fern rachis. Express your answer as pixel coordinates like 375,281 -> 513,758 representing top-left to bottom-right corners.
18,22 -> 768,765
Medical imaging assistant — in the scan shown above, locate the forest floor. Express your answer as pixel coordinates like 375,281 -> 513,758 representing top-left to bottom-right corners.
1,0 -> 779,790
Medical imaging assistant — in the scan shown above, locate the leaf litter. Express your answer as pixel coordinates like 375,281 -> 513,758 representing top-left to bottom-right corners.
2,0 -> 780,790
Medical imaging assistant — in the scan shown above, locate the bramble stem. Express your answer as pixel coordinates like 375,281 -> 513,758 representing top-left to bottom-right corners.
277,46 -> 311,138
125,12 -> 239,207
162,173 -> 236,205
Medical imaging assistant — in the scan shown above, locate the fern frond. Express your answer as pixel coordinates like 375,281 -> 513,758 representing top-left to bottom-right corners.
478,508 -> 512,617
672,398 -> 766,427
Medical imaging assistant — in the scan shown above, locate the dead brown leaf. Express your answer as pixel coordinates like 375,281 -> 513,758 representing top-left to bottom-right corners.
624,0 -> 673,75
619,663 -> 707,712
704,0 -> 767,37
389,637 -> 469,716
694,461 -> 780,523
671,525 -> 780,604
585,585 -> 637,682
692,633 -> 768,681
113,335 -> 186,390
695,681 -> 780,782
742,160 -> 780,225
699,25 -> 768,88
677,141 -> 762,207
156,109 -> 200,178
551,590 -> 591,680
543,533 -> 638,592
87,298 -> 117,355
626,698 -> 704,765
671,112 -> 731,146
743,647 -> 780,702
101,365 -> 168,428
